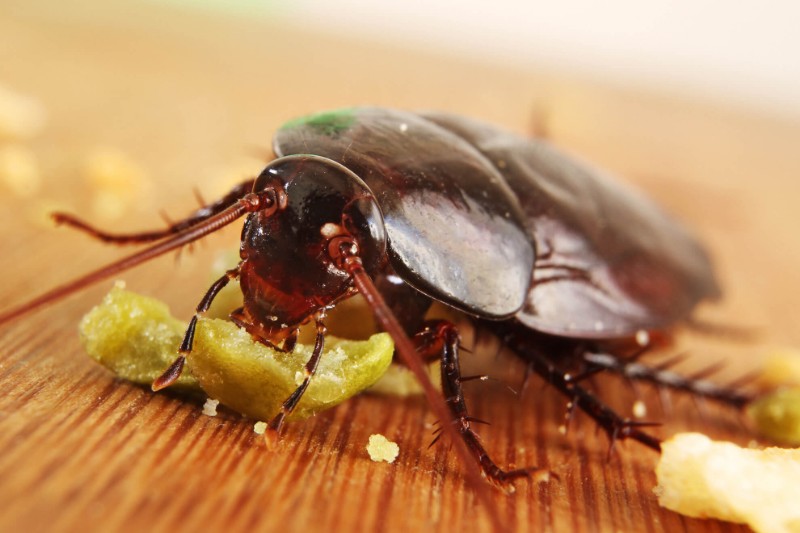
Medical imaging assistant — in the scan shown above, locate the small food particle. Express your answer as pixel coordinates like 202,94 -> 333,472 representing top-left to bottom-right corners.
635,329 -> 650,347
759,348 -> 800,390
632,399 -> 647,418
368,361 -> 440,396
202,398 -> 219,417
0,83 -> 46,140
82,148 -> 151,220
253,421 -> 267,435
366,434 -> 399,463
80,286 -> 394,421
655,432 -> 800,533
0,144 -> 40,197
532,470 -> 551,484
748,388 -> 800,445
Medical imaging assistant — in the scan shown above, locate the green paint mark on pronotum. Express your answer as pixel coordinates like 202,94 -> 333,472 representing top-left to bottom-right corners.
280,109 -> 357,137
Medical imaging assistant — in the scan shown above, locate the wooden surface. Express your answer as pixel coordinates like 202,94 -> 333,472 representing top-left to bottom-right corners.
1,2 -> 799,532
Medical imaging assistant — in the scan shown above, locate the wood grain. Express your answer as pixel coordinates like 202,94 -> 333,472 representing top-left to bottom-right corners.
1,2 -> 798,532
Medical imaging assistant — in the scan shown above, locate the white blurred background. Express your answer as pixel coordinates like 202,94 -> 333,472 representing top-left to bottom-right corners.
160,0 -> 800,118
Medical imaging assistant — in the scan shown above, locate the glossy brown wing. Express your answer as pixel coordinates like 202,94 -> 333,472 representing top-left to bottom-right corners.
422,112 -> 721,338
273,108 -> 535,319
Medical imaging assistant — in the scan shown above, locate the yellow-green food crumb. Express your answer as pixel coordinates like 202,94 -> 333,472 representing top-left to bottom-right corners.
253,421 -> 267,435
80,285 -> 395,421
366,434 -> 399,463
368,361 -> 440,396
191,317 -> 394,421
748,388 -> 800,445
758,348 -> 800,389
80,283 -> 200,392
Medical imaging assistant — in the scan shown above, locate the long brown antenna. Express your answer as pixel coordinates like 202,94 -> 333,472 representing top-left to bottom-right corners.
344,256 -> 505,531
0,190 -> 277,326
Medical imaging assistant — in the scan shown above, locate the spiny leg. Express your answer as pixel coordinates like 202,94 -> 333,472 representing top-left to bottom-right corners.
528,349 -> 662,451
152,264 -> 241,390
418,320 -> 545,486
343,258 -> 505,530
493,324 -> 663,452
263,314 -> 327,448
53,179 -> 255,245
581,350 -> 754,409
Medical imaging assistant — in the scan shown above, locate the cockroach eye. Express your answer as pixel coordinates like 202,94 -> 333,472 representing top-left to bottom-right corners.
327,235 -> 359,270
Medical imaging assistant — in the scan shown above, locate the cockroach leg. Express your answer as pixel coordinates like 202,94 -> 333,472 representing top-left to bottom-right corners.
342,253 -> 504,522
418,320 -> 545,488
264,314 -> 328,448
495,325 -> 663,452
153,265 -> 242,391
581,351 -> 754,409
558,363 -> 663,452
52,180 -> 255,245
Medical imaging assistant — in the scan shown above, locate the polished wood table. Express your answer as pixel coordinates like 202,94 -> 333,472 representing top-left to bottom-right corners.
1,2 -> 798,531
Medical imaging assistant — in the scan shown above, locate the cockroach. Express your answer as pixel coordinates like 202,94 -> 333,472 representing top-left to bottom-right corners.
0,107 -> 752,490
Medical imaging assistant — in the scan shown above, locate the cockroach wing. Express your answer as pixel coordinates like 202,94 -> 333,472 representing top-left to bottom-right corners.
422,112 -> 721,338
273,108 -> 535,319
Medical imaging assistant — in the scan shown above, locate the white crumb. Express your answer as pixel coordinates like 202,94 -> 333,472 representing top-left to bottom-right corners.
202,398 -> 220,417
632,400 -> 648,418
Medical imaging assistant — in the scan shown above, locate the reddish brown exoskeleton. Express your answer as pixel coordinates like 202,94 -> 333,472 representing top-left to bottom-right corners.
0,109 -> 753,503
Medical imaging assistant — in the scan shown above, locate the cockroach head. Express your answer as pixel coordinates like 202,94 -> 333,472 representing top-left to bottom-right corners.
235,156 -> 388,332
252,154 -> 387,275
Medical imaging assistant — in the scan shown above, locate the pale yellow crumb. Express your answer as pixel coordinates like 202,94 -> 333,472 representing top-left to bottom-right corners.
0,144 -> 40,197
0,83 -> 46,140
82,147 -> 151,220
202,398 -> 219,417
632,400 -> 647,418
655,432 -> 800,533
367,434 -> 399,463
253,421 -> 267,435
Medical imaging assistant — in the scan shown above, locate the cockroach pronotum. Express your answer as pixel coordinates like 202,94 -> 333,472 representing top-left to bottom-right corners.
0,107 -> 752,495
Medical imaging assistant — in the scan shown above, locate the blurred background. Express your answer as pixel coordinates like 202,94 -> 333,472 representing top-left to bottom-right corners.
2,1 -> 800,531
162,0 -> 800,118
